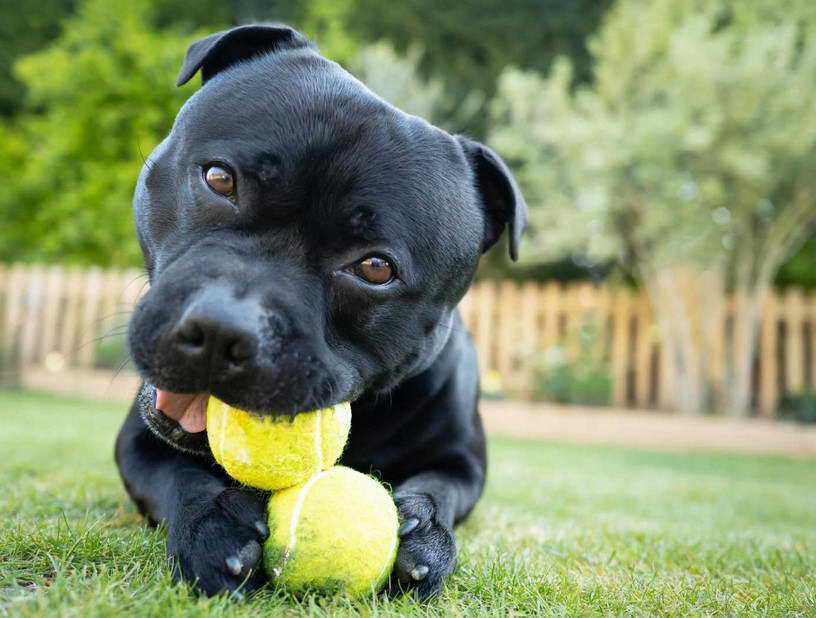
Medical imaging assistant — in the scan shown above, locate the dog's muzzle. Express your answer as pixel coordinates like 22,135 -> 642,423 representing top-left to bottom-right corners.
137,383 -> 210,456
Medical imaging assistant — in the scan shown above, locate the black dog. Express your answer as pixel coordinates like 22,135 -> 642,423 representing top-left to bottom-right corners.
116,24 -> 526,600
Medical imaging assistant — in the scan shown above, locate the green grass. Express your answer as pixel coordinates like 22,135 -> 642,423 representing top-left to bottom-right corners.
1,389 -> 814,617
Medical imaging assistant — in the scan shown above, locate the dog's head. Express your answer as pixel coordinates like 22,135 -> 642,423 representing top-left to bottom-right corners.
128,25 -> 526,449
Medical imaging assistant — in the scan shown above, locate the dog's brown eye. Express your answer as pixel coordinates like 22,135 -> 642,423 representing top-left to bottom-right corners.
204,165 -> 234,196
354,256 -> 394,285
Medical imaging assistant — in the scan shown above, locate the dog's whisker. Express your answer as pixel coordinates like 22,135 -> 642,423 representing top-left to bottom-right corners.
110,357 -> 134,385
72,329 -> 130,356
136,136 -> 156,172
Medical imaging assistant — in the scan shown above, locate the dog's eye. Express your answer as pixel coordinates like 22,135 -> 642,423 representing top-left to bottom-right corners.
352,256 -> 394,285
204,165 -> 235,197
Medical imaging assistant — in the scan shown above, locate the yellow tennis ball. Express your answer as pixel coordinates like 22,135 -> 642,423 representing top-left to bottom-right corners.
264,466 -> 399,598
206,397 -> 351,490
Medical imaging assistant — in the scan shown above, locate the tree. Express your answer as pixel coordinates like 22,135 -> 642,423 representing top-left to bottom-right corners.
0,1 -> 287,118
490,0 -> 816,416
0,0 -> 615,272
777,236 -> 816,289
0,0 -> 209,265
0,2 -> 78,116
284,0 -> 613,137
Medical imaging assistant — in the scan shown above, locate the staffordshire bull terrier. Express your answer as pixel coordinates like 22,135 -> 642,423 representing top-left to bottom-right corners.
116,24 -> 526,600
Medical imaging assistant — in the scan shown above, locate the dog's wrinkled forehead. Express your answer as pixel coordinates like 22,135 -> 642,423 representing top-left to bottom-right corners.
138,24 -> 526,280
176,49 -> 463,179
165,47 -> 477,257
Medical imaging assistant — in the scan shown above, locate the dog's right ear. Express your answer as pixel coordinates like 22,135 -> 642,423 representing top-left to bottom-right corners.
176,24 -> 310,87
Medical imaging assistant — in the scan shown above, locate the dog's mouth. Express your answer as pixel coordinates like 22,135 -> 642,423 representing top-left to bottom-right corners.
134,384 -> 211,456
154,390 -> 209,433
139,364 -> 362,454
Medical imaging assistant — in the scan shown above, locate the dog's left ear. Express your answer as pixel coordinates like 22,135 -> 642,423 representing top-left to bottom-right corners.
176,24 -> 310,87
457,136 -> 528,261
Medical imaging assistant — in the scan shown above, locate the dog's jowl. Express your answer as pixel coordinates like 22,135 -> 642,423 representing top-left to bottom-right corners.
116,24 -> 526,600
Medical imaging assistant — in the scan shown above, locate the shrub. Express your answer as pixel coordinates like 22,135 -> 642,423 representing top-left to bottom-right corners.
93,337 -> 129,371
530,322 -> 612,406
779,390 -> 816,424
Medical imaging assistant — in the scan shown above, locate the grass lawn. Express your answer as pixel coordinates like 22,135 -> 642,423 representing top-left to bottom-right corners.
1,389 -> 814,617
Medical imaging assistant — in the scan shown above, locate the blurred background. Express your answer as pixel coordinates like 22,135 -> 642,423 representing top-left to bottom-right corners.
1,0 -> 815,448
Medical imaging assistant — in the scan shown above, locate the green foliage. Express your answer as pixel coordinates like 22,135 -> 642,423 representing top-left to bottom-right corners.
490,0 -> 816,275
281,0 -> 359,66
777,236 -> 816,289
93,337 -> 129,371
530,323 -> 612,406
0,2 -> 77,116
0,0 -> 613,268
491,0 -> 816,416
346,0 -> 613,136
779,390 -> 816,423
348,42 -> 487,131
2,0 -> 813,285
0,0 -> 206,266
0,2 -> 286,118
532,357 -> 612,406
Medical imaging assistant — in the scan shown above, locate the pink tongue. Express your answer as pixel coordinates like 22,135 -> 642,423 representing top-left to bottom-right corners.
155,391 -> 209,433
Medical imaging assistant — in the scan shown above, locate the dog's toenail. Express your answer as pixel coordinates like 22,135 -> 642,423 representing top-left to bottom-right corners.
239,540 -> 261,566
254,521 -> 269,540
410,565 -> 429,581
225,555 -> 242,575
399,518 -> 420,536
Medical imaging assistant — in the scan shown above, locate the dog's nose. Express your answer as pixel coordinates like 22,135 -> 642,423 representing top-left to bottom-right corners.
173,314 -> 255,366
170,288 -> 260,369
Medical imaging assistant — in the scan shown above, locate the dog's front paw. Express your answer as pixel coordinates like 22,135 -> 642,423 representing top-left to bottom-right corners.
167,487 -> 270,597
391,491 -> 456,600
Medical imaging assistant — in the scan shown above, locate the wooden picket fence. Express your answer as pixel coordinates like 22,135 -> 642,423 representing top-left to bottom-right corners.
459,280 -> 816,415
0,263 -> 145,375
1,263 -> 815,415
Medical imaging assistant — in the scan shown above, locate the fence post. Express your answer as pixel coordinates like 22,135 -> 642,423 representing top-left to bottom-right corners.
37,265 -> 65,364
758,292 -> 779,417
0,264 -> 27,379
19,264 -> 46,367
633,293 -> 653,409
784,288 -> 805,396
540,281 -> 561,353
611,289 -> 631,408
59,267 -> 85,366
496,280 -> 520,390
708,294 -> 728,412
567,283 -> 594,360
518,281 -> 540,395
595,285 -> 611,361
459,286 -> 474,332
98,268 -> 124,339
474,281 -> 496,377
77,267 -> 104,369
810,291 -> 816,390
561,284 -> 578,358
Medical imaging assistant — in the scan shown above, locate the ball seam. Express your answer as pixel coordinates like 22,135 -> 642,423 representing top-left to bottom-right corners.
375,521 -> 399,588
315,408 -> 323,470
283,468 -> 336,568
218,399 -> 229,465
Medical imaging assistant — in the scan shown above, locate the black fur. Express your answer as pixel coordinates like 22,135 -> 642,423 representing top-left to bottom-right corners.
116,24 -> 526,600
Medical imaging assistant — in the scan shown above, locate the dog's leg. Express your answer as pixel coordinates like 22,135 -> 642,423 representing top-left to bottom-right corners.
391,456 -> 485,599
380,330 -> 488,600
115,393 -> 270,597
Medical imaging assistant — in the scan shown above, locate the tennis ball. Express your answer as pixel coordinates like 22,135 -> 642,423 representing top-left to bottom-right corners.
264,466 -> 399,597
206,397 -> 351,490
